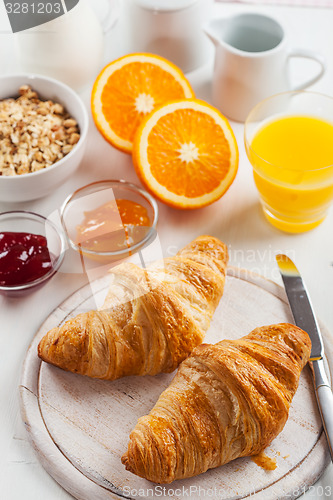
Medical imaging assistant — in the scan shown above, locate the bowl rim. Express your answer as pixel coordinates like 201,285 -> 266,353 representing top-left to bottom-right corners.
0,210 -> 66,291
60,179 -> 159,257
0,73 -> 89,180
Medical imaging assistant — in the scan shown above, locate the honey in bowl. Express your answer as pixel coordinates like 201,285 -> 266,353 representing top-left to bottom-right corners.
75,199 -> 151,254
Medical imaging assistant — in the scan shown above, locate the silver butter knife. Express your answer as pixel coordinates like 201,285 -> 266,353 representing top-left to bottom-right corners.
276,254 -> 333,461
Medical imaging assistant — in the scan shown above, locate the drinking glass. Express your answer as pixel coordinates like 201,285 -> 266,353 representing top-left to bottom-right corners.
244,91 -> 333,233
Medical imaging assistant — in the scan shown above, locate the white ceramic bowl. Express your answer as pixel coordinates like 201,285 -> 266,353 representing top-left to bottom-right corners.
0,74 -> 89,202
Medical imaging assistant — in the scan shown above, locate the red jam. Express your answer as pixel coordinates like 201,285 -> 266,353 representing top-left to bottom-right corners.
0,232 -> 52,287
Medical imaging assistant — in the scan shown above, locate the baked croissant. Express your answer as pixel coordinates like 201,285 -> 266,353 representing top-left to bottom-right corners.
122,323 -> 311,483
38,235 -> 228,380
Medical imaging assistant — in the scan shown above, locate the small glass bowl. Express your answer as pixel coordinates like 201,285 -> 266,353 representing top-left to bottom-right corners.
60,180 -> 159,263
0,211 -> 66,296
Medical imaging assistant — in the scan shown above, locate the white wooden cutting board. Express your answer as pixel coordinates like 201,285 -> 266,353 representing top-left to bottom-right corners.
19,267 -> 332,500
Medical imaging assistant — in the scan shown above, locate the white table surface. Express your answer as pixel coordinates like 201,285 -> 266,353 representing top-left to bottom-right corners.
1,2 -> 333,499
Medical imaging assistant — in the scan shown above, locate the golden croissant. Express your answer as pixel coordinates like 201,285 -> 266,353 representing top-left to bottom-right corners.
122,323 -> 311,483
38,235 -> 228,380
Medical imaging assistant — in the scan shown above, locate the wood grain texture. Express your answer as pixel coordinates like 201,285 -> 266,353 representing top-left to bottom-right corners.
19,267 -> 332,500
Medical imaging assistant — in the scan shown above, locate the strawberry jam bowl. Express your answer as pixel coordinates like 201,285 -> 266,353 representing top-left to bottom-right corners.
0,211 -> 66,296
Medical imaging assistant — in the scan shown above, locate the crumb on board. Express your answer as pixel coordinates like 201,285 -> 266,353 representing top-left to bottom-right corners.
252,451 -> 277,471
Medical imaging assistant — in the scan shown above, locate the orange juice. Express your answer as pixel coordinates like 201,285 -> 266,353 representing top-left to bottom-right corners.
248,115 -> 333,232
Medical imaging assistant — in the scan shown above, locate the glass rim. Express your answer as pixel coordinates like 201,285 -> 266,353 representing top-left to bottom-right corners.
0,210 -> 66,291
60,179 -> 159,257
244,90 -> 333,173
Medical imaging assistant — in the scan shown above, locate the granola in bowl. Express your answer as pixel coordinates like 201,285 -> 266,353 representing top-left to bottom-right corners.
0,85 -> 81,176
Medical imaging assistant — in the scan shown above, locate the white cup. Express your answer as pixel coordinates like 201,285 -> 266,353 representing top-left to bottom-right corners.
204,13 -> 326,122
122,0 -> 214,73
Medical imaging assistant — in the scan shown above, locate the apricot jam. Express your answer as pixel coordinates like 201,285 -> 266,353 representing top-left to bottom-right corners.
0,232 -> 52,286
75,199 -> 151,253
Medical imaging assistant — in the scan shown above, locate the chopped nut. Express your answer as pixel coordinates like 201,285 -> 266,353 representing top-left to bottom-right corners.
52,103 -> 64,115
37,107 -> 48,116
62,144 -> 73,154
16,120 -> 26,129
69,133 -> 80,145
33,151 -> 43,162
31,160 -> 45,172
2,165 -> 16,176
50,143 -> 60,154
0,85 -> 80,176
19,85 -> 30,95
10,133 -> 19,145
17,164 -> 30,175
63,118 -> 77,128
53,128 -> 65,141
38,137 -> 50,148
66,126 -> 78,135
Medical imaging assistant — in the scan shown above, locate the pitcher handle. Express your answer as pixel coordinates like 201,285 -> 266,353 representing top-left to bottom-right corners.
101,0 -> 120,34
288,49 -> 326,91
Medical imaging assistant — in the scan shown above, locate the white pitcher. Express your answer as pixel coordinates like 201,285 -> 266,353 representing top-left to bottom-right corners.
122,0 -> 214,73
16,0 -> 119,90
204,13 -> 326,122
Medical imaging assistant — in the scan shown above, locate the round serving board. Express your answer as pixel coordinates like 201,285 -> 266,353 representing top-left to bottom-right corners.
20,267 -> 332,500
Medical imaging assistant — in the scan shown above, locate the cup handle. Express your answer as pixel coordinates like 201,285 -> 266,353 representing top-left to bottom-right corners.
288,49 -> 326,91
101,0 -> 120,34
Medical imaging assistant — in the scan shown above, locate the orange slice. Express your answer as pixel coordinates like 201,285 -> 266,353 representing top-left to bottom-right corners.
91,53 -> 195,154
132,99 -> 239,209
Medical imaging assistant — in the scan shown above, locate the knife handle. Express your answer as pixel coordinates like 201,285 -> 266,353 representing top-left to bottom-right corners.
312,360 -> 333,461
316,385 -> 333,461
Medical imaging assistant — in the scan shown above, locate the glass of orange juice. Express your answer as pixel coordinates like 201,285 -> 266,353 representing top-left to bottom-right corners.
244,91 -> 333,233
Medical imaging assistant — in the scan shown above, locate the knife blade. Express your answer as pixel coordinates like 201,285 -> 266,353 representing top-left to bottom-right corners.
276,254 -> 333,461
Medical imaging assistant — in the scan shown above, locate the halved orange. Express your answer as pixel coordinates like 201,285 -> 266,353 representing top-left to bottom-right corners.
132,99 -> 239,209
91,53 -> 195,154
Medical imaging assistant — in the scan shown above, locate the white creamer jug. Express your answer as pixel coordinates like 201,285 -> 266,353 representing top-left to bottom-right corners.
16,0 -> 119,90
204,13 -> 326,122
